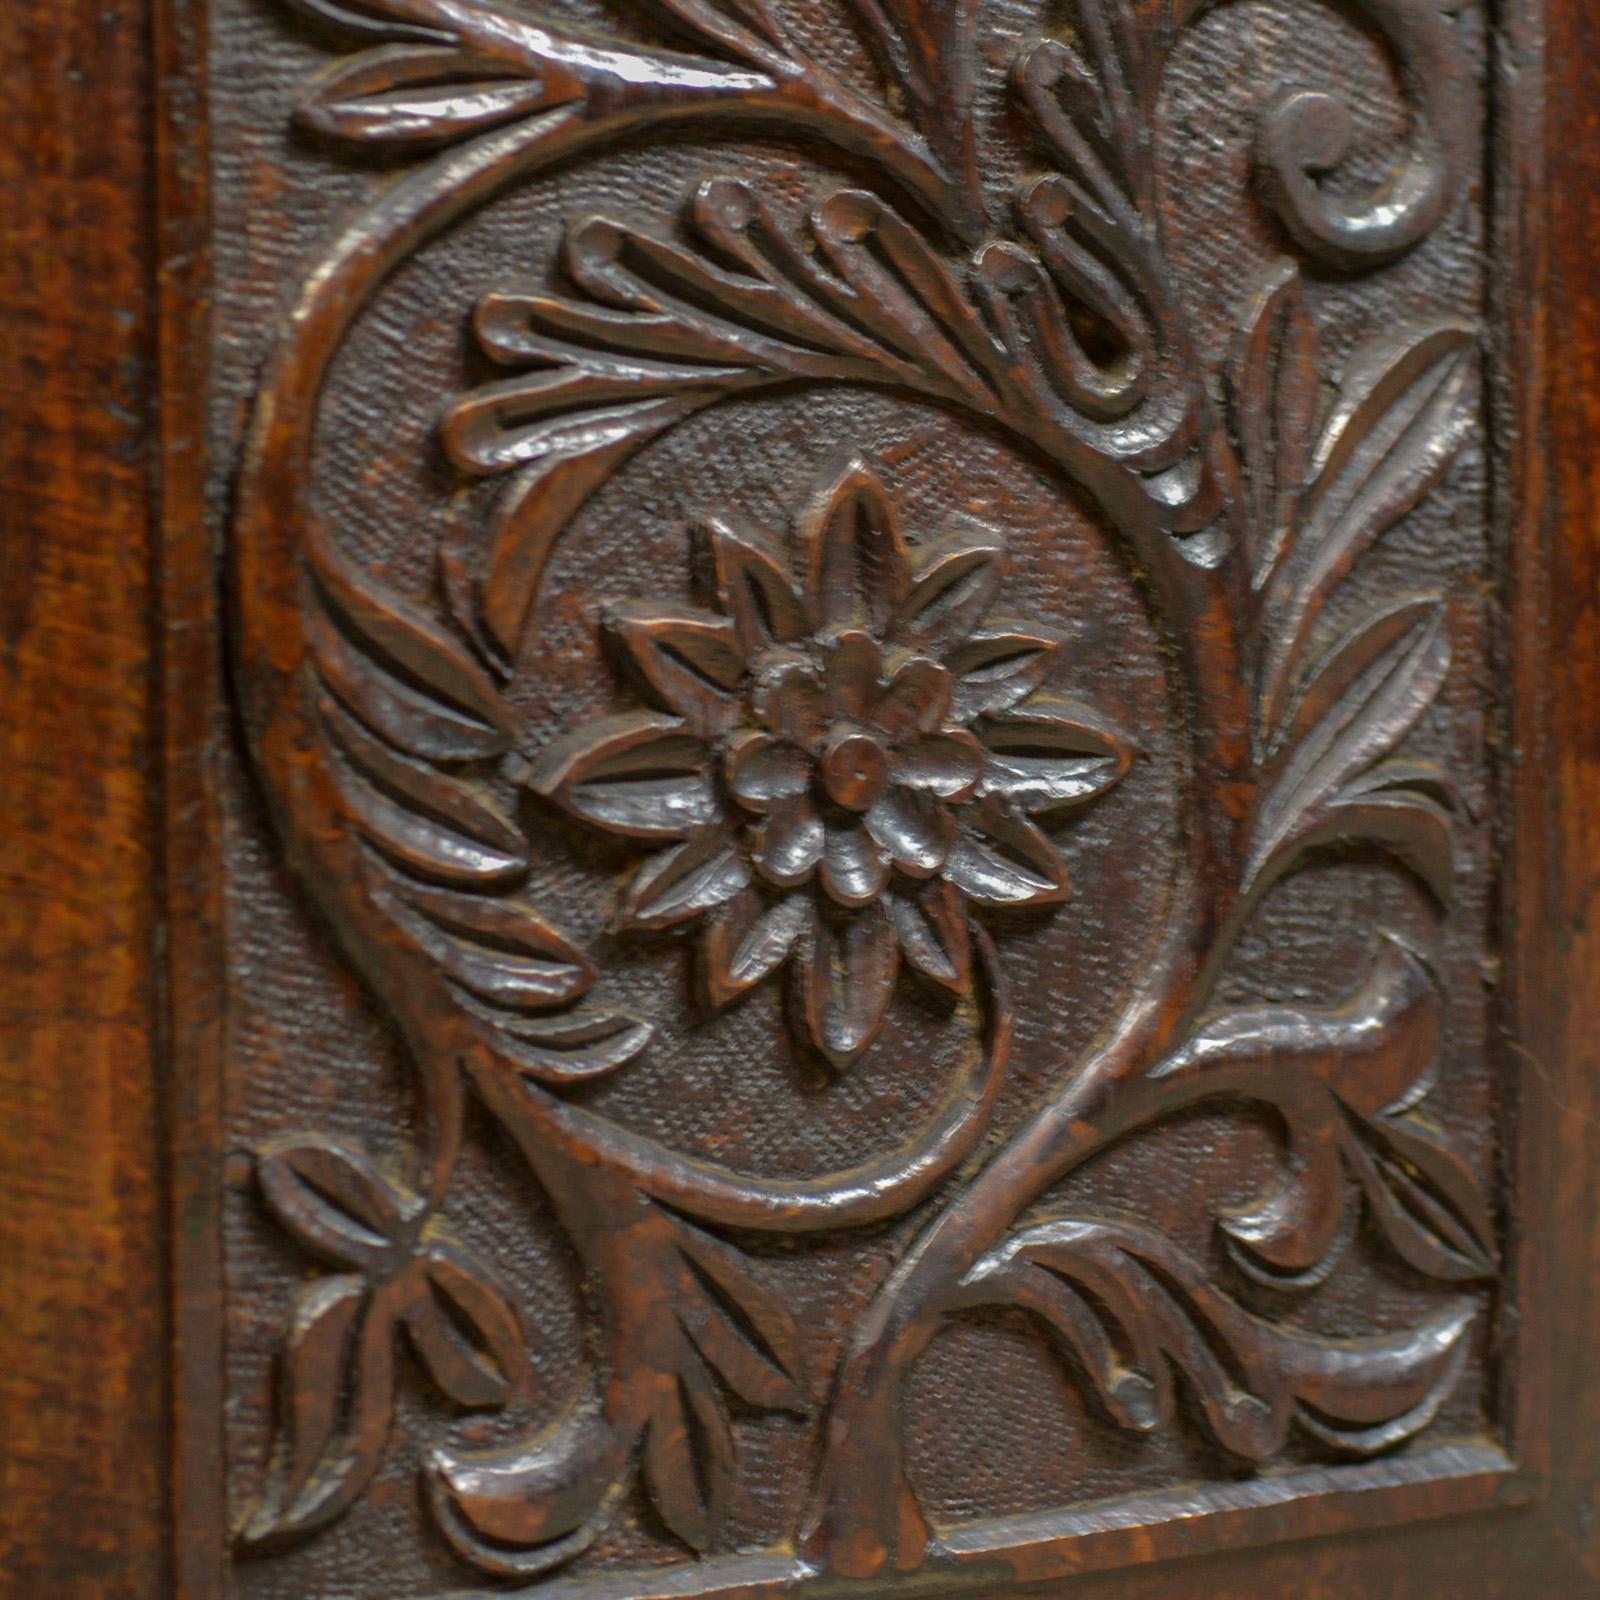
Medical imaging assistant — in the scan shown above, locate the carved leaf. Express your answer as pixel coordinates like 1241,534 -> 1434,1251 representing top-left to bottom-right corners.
447,366 -> 747,478
380,877 -> 595,1014
1299,789 -> 1457,906
309,525 -> 509,742
309,605 -> 506,762
944,626 -> 1063,721
240,1275 -> 365,1544
300,45 -> 563,145
1270,596 -> 1442,757
704,514 -> 810,655
977,693 -> 1133,813
1000,1264 -> 1162,1430
853,0 -> 980,203
886,879 -> 972,994
1014,4 -> 1152,214
798,900 -> 899,1068
282,0 -> 792,111
405,1238 -> 529,1408
489,1007 -> 654,1084
971,1219 -> 1478,1461
615,829 -> 751,932
809,191 -> 1005,403
320,693 -> 526,884
1260,323 -> 1477,728
1248,600 -> 1451,895
1156,937 -> 1442,1285
240,1277 -> 398,1548
1228,261 -> 1321,588
1218,1114 -> 1351,1292
445,182 -> 1005,513
607,603 -> 746,738
886,521 -> 1004,649
944,795 -> 1071,907
701,887 -> 808,1007
460,397 -> 720,659
994,0 -> 1206,476
642,1357 -> 736,1553
674,1221 -> 810,1413
798,453 -> 914,635
1345,1113 -> 1498,1283
531,712 -> 719,840
300,518 -> 658,1116
258,1136 -> 408,1272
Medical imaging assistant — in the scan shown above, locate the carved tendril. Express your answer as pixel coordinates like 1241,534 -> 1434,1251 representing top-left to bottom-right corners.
234,0 -> 1486,1582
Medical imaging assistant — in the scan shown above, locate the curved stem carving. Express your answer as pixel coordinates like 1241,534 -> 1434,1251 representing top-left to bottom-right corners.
802,768 -> 1241,1573
233,0 -> 1489,1582
232,41 -> 1022,1564
1189,0 -> 1477,270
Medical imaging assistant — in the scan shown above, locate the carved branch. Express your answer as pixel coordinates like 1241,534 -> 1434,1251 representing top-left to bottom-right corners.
281,0 -> 984,239
231,0 -> 1488,1582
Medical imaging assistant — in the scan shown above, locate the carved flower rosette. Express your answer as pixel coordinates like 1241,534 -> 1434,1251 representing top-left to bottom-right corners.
229,0 -> 1497,1587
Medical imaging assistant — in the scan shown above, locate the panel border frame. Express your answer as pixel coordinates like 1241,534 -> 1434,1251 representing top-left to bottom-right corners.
152,0 -> 1600,1593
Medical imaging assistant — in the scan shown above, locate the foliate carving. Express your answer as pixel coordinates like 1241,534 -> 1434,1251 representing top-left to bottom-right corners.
241,1137 -> 530,1547
533,454 -> 1130,1066
227,0 -> 1495,1589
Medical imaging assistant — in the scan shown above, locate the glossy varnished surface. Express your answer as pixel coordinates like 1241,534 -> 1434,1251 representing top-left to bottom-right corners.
215,0 -> 1510,1590
5,0 -> 1600,1597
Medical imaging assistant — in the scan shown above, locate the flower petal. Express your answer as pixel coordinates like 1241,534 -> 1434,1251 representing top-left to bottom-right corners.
798,901 -> 900,1069
532,712 -> 718,840
798,452 -> 912,632
701,887 -> 809,1008
891,728 -> 986,800
751,799 -> 825,887
615,829 -> 751,932
704,514 -> 810,654
726,730 -> 811,813
607,602 -> 745,737
821,821 -> 891,908
887,880 -> 973,994
822,628 -> 883,721
891,519 -> 1007,652
865,788 -> 956,878
946,624 -> 1065,719
944,796 -> 1072,907
872,652 -> 953,740
980,694 -> 1134,813
754,659 -> 829,749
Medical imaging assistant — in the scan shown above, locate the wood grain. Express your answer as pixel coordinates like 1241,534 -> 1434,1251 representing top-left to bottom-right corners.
3,0 -> 1600,1596
0,2 -> 169,1595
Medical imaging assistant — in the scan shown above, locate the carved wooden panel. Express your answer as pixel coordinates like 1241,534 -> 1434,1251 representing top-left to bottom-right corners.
196,0 -> 1523,1594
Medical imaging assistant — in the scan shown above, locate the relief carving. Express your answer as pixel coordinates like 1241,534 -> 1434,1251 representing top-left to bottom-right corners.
227,0 -> 1495,1589
533,454 -> 1131,1067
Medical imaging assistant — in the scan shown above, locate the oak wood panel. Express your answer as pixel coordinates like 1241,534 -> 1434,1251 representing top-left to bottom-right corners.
0,2 -> 170,1595
3,0 -> 1600,1596
203,0 -> 1522,1592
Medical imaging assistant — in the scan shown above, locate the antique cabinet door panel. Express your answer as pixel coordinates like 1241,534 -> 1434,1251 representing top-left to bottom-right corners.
96,0 -> 1598,1594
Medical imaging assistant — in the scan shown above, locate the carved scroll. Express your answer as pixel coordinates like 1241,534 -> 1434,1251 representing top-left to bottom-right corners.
227,0 -> 1493,1589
